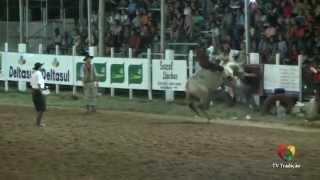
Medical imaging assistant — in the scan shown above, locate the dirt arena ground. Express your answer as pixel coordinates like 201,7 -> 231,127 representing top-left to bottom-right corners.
0,105 -> 319,180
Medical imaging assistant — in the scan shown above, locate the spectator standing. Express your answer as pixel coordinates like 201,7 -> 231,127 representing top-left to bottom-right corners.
54,28 -> 62,46
128,29 -> 142,56
277,34 -> 288,63
110,20 -> 123,49
82,55 -> 98,113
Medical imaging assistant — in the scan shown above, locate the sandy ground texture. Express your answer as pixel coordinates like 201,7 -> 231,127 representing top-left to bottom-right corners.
0,105 -> 319,180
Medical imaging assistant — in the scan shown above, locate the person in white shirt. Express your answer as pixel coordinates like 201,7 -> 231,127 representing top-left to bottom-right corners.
30,62 -> 46,127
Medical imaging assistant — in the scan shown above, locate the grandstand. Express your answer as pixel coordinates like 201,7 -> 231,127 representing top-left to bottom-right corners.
0,0 -> 319,62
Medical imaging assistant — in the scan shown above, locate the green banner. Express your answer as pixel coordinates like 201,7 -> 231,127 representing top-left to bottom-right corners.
76,63 -> 106,82
111,64 -> 125,83
129,64 -> 143,84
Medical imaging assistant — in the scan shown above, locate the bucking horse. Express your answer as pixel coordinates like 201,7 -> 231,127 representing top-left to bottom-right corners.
186,48 -> 248,121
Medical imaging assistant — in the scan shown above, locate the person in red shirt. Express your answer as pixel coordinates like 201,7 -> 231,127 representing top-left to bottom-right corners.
128,29 -> 141,57
282,0 -> 293,18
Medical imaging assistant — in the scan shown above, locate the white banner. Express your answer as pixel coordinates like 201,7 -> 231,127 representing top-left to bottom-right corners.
152,60 -> 187,91
264,64 -> 301,92
4,52 -> 74,85
0,52 -> 3,80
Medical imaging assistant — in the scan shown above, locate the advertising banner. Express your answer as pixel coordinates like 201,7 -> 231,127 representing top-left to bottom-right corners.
152,60 -> 187,91
1,52 -> 181,91
0,52 -> 3,80
3,52 -> 74,85
109,58 -> 128,89
264,64 -> 301,93
127,58 -> 150,90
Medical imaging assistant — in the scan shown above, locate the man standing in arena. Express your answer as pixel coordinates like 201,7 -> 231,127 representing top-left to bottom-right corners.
30,62 -> 47,127
82,55 -> 98,113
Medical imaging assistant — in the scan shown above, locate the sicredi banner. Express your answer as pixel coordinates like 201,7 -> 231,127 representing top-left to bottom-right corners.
3,52 -> 74,85
127,58 -> 149,90
264,64 -> 301,93
74,57 -> 150,89
152,60 -> 187,91
108,58 -> 150,89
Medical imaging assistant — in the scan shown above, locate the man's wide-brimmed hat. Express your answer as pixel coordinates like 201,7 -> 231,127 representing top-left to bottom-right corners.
33,62 -> 43,70
83,54 -> 94,61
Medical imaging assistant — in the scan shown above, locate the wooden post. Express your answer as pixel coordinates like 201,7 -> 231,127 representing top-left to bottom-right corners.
38,44 -> 43,54
129,48 -> 133,99
298,55 -> 303,102
79,0 -> 85,34
165,50 -> 175,102
87,0 -> 92,46
55,45 -> 60,94
98,0 -> 105,56
188,50 -> 194,78
4,43 -> 9,92
275,53 -> 280,65
72,45 -> 77,95
18,43 -> 27,92
110,48 -> 115,96
147,48 -> 152,100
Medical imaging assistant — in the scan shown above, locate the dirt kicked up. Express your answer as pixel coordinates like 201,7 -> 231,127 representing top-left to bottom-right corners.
0,105 -> 319,180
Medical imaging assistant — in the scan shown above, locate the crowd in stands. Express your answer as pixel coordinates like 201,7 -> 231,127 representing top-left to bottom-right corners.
49,0 -> 320,65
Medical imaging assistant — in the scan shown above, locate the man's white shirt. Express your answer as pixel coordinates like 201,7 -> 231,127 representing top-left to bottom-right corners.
30,70 -> 45,89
